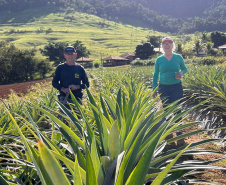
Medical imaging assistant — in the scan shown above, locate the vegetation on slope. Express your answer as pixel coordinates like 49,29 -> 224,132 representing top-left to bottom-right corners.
0,0 -> 225,33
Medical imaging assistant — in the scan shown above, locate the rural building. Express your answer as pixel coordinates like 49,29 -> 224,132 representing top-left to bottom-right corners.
198,51 -> 206,57
218,44 -> 226,55
76,57 -> 93,68
102,56 -> 129,67
120,52 -> 136,63
154,47 -> 164,53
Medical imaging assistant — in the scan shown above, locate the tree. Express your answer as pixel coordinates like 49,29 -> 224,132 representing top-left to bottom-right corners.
72,40 -> 90,59
192,39 -> 204,56
176,42 -> 183,54
206,41 -> 217,56
135,42 -> 155,60
206,41 -> 213,53
135,44 -> 143,59
211,31 -> 226,48
40,42 -> 67,66
10,49 -> 37,81
146,36 -> 160,48
201,31 -> 209,43
41,41 -> 90,66
37,60 -> 52,78
0,41 -> 41,84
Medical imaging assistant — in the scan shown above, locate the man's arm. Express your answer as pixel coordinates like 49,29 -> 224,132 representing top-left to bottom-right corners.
52,66 -> 62,91
80,67 -> 90,89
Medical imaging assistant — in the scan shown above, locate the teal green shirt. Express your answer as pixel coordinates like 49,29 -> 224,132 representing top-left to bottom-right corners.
152,53 -> 187,89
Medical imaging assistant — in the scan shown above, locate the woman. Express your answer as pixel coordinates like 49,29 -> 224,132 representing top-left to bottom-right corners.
152,37 -> 187,147
152,37 -> 187,107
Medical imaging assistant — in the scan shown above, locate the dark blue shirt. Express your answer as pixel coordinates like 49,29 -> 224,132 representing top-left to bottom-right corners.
52,63 -> 89,98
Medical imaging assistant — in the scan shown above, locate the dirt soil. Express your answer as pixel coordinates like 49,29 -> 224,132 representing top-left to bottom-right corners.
182,126 -> 226,185
0,78 -> 52,99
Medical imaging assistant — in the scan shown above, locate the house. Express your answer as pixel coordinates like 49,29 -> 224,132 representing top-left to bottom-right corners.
218,44 -> 226,55
154,47 -> 164,53
198,51 -> 206,57
102,56 -> 129,67
120,52 -> 136,63
76,57 -> 93,68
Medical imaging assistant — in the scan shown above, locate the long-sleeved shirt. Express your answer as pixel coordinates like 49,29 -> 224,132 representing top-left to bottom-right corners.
152,53 -> 187,89
52,63 -> 89,98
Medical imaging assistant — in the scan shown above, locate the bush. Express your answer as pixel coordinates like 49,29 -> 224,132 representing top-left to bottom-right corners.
93,61 -> 100,68
0,42 -> 40,84
131,59 -> 154,66
37,60 -> 53,78
185,56 -> 226,65
208,49 -> 217,56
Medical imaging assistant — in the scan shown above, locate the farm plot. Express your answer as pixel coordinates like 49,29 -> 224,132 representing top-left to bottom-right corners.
0,66 -> 225,185
0,78 -> 52,99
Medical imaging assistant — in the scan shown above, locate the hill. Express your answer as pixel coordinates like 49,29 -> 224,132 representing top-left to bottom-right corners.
0,7 -> 164,60
0,0 -> 225,33
132,0 -> 223,19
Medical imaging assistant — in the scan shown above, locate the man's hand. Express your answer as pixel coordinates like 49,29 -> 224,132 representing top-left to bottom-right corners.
61,87 -> 70,94
69,84 -> 80,91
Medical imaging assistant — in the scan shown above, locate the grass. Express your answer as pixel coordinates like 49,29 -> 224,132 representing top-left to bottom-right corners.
0,7 -> 163,60
0,7 -> 201,61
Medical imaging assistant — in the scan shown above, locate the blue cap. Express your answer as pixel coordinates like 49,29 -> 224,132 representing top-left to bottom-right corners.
64,46 -> 76,54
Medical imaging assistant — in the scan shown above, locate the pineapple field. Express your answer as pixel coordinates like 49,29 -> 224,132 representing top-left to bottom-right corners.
0,64 -> 225,185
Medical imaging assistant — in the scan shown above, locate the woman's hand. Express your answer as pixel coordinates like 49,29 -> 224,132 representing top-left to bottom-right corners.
153,92 -> 158,98
175,71 -> 183,80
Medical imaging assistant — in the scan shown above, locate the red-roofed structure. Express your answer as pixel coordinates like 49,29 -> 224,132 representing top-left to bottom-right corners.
76,57 -> 93,68
120,52 -> 136,63
102,56 -> 129,67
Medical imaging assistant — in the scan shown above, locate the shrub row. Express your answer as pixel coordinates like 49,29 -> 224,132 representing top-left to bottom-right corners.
185,56 -> 226,65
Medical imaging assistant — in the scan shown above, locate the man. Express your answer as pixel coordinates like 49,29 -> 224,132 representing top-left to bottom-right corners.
52,46 -> 89,105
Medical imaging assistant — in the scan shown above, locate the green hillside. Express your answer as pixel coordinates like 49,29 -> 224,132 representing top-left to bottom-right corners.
0,7 -> 167,60
0,0 -> 225,34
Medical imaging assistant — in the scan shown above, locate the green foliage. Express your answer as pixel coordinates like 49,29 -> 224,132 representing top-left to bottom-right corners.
192,39 -> 205,56
183,65 -> 226,119
208,49 -> 218,56
211,31 -> 226,48
93,61 -> 100,68
0,0 -> 225,34
0,66 -> 225,184
40,42 -> 67,66
2,75 -> 224,185
72,40 -> 90,59
37,60 -> 53,78
146,35 -> 160,48
201,31 -> 210,43
0,41 -> 50,84
135,42 -> 155,60
131,59 -> 154,66
0,9 -> 159,61
206,41 -> 213,52
176,42 -> 183,54
40,41 -> 90,66
186,56 -> 226,65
